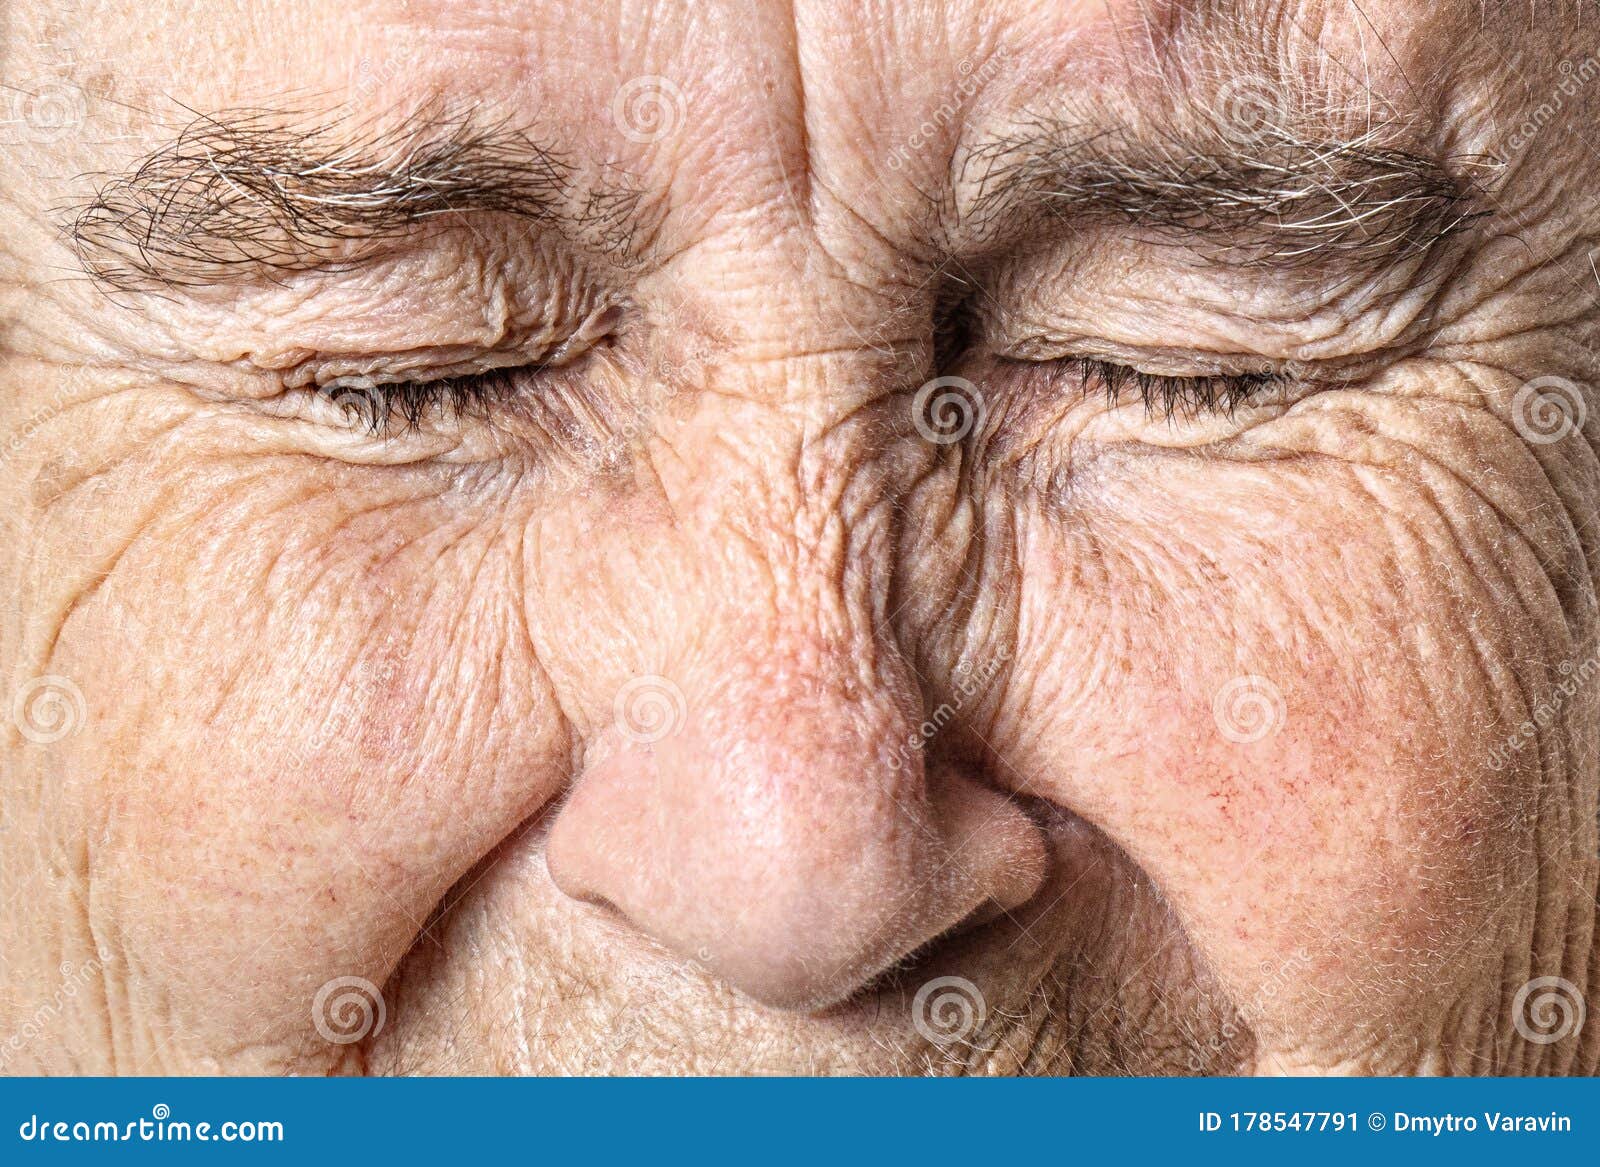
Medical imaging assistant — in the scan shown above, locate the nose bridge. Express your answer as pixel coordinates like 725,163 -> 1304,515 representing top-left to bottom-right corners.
653,352 -> 920,678
648,452 -> 933,878
619,370 -> 933,840
614,247 -> 955,685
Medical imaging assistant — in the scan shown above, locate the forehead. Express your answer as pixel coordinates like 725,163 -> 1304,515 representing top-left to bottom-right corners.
23,1 -> 1473,254
30,0 -> 1463,138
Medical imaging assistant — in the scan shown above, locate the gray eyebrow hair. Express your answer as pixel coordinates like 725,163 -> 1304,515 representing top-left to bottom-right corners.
65,105 -> 638,290
961,115 -> 1487,272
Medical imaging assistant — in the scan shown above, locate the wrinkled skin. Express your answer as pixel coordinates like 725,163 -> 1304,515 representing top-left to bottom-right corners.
2,0 -> 1598,1075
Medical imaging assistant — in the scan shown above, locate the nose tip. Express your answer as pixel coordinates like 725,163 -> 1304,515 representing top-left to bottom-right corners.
546,724 -> 1049,1011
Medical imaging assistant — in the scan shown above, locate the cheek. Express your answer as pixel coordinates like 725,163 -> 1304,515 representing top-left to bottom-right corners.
988,444 -> 1564,1047
36,455 -> 571,1063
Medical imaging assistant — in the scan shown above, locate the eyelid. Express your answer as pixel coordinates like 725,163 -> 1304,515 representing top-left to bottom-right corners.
294,302 -> 626,435
1000,329 -> 1302,376
283,301 -> 625,390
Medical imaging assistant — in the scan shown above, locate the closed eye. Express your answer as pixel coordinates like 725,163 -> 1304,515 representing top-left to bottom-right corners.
1050,356 -> 1288,421
308,303 -> 624,436
316,366 -> 538,435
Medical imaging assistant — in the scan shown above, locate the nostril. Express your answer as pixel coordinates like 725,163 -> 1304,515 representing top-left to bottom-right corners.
545,713 -> 1052,1013
949,894 -> 1022,937
552,878 -> 622,920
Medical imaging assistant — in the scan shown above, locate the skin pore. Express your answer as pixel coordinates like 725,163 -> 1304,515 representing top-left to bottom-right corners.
1,0 -> 1598,1075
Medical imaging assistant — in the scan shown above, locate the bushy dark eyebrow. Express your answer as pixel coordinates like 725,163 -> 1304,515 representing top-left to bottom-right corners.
65,105 -> 640,290
961,115 -> 1487,274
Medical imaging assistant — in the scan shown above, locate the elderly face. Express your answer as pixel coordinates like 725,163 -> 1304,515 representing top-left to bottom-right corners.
1,0 -> 1596,1076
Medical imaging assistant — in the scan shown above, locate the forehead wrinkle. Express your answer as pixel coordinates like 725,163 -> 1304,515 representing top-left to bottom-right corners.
62,100 -> 642,291
1049,0 -> 1452,143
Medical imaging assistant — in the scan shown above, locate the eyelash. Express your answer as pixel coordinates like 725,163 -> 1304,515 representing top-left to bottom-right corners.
1053,356 -> 1284,420
318,367 -> 526,434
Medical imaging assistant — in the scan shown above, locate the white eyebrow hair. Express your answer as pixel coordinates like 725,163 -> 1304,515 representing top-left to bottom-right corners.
944,0 -> 1504,273
960,114 -> 1485,274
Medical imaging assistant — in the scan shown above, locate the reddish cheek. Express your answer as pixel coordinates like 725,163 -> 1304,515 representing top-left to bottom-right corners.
1016,662 -> 1366,858
990,494 -> 1550,1029
1001,604 -> 1534,1009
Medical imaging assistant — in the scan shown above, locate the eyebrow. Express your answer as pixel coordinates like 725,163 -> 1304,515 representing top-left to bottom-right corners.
959,114 -> 1487,275
65,105 -> 640,290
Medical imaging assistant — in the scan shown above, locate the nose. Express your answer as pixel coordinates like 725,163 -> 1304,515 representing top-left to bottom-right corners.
545,628 -> 1048,1011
